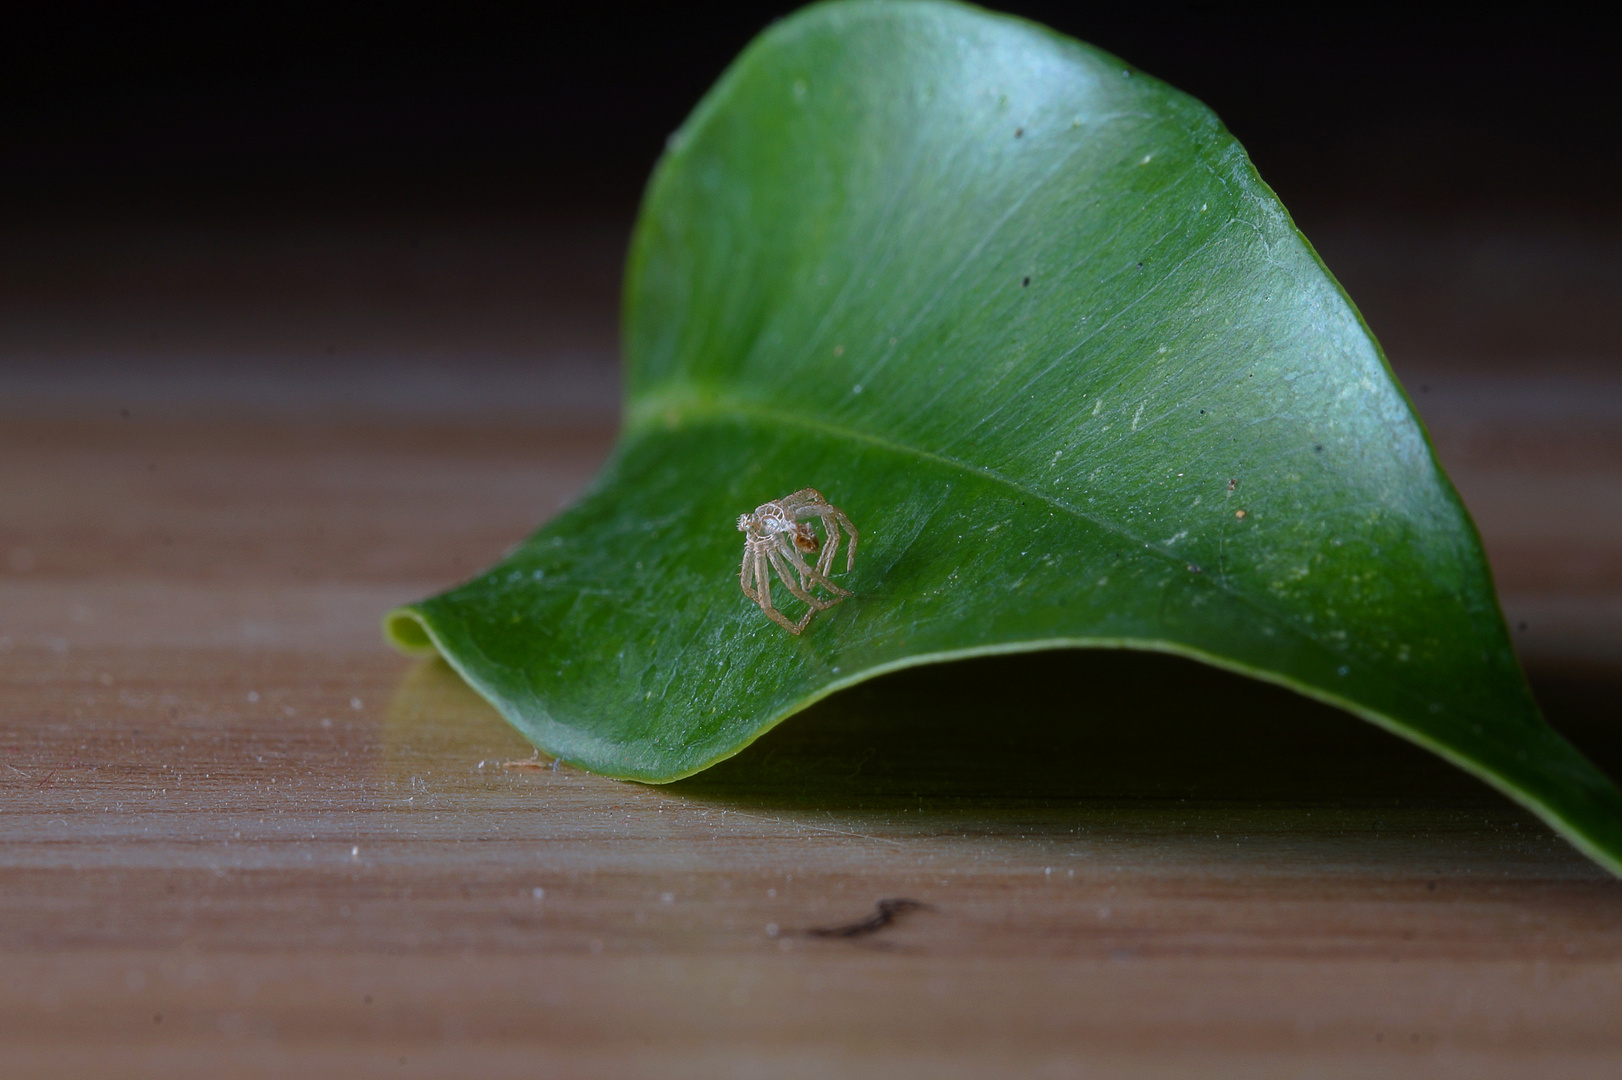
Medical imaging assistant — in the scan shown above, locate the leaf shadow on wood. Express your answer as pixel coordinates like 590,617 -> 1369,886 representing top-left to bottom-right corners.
386,651 -> 1619,833
671,651 -> 1622,816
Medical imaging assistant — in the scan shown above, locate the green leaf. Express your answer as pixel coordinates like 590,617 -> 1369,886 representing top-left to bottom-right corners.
385,0 -> 1622,874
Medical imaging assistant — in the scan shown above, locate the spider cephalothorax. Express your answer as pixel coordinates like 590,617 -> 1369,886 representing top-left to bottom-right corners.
736,488 -> 859,634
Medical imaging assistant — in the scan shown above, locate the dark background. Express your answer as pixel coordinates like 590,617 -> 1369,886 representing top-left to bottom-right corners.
0,2 -> 1616,403
3,3 -> 1615,219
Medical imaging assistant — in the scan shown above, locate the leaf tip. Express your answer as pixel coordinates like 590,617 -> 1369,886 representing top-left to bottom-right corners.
383,607 -> 439,657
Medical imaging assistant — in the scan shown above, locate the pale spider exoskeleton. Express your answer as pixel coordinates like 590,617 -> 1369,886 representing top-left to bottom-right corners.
736,488 -> 859,635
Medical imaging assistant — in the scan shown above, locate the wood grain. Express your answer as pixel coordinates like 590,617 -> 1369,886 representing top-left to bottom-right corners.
3,383 -> 1620,1077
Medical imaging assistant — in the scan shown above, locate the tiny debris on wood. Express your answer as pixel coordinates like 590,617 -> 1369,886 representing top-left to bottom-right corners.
492,750 -> 553,771
805,898 -> 932,938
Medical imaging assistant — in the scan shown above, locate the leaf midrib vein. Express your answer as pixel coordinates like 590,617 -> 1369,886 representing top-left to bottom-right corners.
629,385 -> 1345,663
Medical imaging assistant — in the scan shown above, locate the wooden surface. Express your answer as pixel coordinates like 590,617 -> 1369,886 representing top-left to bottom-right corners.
3,217 -> 1621,1077
2,389 -> 1619,1079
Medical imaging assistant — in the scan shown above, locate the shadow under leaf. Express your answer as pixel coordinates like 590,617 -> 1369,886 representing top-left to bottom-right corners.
674,650 -> 1605,813
388,647 -> 1619,822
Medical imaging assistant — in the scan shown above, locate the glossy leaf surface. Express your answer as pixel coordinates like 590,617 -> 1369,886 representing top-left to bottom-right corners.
387,1 -> 1622,874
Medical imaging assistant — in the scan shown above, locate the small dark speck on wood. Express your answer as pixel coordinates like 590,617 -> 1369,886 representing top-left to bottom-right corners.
805,898 -> 931,938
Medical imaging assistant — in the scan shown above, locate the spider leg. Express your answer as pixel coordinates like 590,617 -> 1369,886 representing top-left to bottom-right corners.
755,544 -> 770,604
754,545 -> 801,634
779,488 -> 824,513
788,497 -> 856,576
783,498 -> 839,579
740,542 -> 759,602
792,531 -> 851,599
775,530 -> 818,591
771,530 -> 814,586
750,541 -> 774,605
767,542 -> 837,610
828,506 -> 859,571
772,533 -> 849,602
813,512 -> 840,579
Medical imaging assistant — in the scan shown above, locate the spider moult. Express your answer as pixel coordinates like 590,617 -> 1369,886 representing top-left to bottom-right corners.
736,488 -> 859,634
